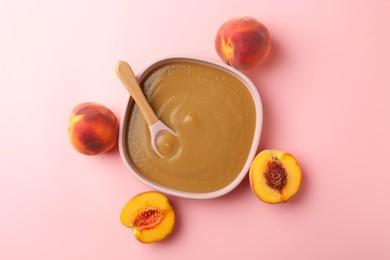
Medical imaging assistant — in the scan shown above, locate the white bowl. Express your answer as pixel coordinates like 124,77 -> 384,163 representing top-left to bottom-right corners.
118,56 -> 263,199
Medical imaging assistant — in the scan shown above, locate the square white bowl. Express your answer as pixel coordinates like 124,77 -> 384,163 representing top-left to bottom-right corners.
119,56 -> 263,199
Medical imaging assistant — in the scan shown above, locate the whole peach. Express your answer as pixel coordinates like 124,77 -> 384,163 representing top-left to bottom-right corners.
68,102 -> 119,155
215,17 -> 271,70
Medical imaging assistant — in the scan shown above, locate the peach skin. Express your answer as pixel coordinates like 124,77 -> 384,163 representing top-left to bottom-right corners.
215,17 -> 271,70
68,102 -> 119,155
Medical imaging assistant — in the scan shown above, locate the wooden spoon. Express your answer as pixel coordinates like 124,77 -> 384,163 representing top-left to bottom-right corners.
116,60 -> 176,157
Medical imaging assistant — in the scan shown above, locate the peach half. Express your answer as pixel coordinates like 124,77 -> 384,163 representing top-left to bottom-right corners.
215,17 -> 271,70
68,102 -> 119,155
249,150 -> 302,203
120,191 -> 175,243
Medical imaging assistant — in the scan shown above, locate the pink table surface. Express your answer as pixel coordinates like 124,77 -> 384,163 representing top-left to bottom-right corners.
1,0 -> 390,259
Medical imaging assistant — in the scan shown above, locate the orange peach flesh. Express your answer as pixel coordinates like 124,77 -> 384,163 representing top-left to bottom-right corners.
250,150 -> 302,203
120,192 -> 175,243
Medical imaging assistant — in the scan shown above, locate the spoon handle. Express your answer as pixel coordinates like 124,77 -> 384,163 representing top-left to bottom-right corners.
116,61 -> 159,126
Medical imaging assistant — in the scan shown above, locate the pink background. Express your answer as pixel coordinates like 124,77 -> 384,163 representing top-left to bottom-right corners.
1,0 -> 390,259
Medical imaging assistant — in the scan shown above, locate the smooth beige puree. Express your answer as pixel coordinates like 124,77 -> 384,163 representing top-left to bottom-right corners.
125,62 -> 256,193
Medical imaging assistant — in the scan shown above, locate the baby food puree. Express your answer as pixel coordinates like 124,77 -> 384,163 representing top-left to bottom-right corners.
125,62 -> 256,193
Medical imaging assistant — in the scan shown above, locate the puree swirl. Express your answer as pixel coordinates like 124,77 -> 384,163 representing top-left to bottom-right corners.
126,62 -> 256,193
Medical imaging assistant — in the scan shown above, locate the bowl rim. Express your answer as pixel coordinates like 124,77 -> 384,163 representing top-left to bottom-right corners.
118,55 -> 263,199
